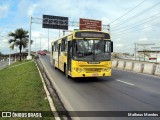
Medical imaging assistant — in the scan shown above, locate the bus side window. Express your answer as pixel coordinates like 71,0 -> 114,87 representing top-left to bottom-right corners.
54,42 -> 58,52
59,44 -> 61,55
64,40 -> 67,52
105,42 -> 110,52
61,37 -> 67,52
52,45 -> 54,55
69,41 -> 73,57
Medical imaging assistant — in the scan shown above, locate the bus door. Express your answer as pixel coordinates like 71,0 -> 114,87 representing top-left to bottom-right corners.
67,41 -> 72,73
58,43 -> 61,68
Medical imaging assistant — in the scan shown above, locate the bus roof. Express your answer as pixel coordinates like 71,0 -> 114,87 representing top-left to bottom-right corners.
51,30 -> 110,44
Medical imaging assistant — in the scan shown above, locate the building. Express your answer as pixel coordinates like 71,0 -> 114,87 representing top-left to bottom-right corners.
136,50 -> 160,63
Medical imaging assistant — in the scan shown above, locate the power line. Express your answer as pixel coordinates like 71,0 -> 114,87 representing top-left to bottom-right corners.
112,22 -> 155,35
111,15 -> 160,35
112,12 -> 160,32
111,2 -> 160,28
111,26 -> 160,38
109,0 -> 146,25
111,22 -> 160,40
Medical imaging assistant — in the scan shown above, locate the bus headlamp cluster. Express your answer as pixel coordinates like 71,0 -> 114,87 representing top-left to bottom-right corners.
103,67 -> 111,72
74,67 -> 84,73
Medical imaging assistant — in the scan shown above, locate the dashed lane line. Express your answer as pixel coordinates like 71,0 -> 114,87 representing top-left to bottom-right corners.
116,79 -> 135,86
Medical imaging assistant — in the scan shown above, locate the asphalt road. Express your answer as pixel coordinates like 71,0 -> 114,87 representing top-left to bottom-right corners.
0,61 -> 10,69
39,55 -> 160,120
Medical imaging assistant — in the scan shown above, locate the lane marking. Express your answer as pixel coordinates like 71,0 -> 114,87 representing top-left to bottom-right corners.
116,79 -> 135,86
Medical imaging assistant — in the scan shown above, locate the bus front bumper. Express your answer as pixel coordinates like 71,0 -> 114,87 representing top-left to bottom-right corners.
71,71 -> 112,78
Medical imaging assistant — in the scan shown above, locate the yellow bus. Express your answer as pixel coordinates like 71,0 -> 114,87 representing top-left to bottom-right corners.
50,30 -> 113,78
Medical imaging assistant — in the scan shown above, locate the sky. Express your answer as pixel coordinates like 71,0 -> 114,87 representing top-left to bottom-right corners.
0,0 -> 160,54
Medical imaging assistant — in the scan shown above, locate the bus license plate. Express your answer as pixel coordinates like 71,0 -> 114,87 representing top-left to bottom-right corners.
92,73 -> 99,76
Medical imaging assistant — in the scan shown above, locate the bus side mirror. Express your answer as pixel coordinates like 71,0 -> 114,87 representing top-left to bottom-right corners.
111,41 -> 113,52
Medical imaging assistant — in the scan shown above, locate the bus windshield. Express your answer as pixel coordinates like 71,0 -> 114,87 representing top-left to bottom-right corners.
73,40 -> 111,61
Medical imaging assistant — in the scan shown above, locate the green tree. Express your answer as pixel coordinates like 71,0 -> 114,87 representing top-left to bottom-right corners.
8,28 -> 31,61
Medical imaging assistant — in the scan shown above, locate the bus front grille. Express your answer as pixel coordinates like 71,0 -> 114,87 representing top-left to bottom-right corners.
83,68 -> 103,73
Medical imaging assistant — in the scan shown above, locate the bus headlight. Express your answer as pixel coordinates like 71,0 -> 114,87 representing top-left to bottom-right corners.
103,67 -> 111,72
74,68 -> 84,73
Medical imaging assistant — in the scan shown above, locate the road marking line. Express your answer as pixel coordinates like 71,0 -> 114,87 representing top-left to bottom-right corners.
116,79 -> 135,86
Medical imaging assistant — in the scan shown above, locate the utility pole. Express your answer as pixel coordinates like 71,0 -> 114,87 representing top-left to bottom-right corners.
135,43 -> 137,60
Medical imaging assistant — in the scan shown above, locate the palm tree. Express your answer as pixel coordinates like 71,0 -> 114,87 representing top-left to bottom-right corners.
8,28 -> 30,61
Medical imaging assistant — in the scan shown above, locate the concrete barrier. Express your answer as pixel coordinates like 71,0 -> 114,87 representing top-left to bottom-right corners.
154,65 -> 160,76
143,63 -> 154,75
112,60 -> 118,68
117,61 -> 125,69
133,63 -> 143,73
124,62 -> 133,71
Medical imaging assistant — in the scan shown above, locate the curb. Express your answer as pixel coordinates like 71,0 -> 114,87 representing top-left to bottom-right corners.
35,61 -> 61,120
35,59 -> 73,120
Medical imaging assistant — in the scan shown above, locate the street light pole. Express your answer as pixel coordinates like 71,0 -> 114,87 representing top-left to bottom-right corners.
48,29 -> 49,52
40,34 -> 42,51
9,47 -> 11,65
34,37 -> 37,53
59,29 -> 60,37
27,16 -> 32,60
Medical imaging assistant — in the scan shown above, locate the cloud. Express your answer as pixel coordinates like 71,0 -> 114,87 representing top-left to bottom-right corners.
115,38 -> 121,41
138,37 -> 148,42
0,4 -> 9,18
32,31 -> 43,38
115,43 -> 124,47
27,4 -> 38,17
143,24 -> 152,31
1,0 -> 160,54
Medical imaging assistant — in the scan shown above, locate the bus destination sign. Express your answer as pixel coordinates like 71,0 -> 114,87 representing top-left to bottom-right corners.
75,31 -> 110,39
79,18 -> 102,31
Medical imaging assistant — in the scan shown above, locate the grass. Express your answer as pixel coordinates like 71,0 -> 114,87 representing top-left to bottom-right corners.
0,60 -> 53,120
